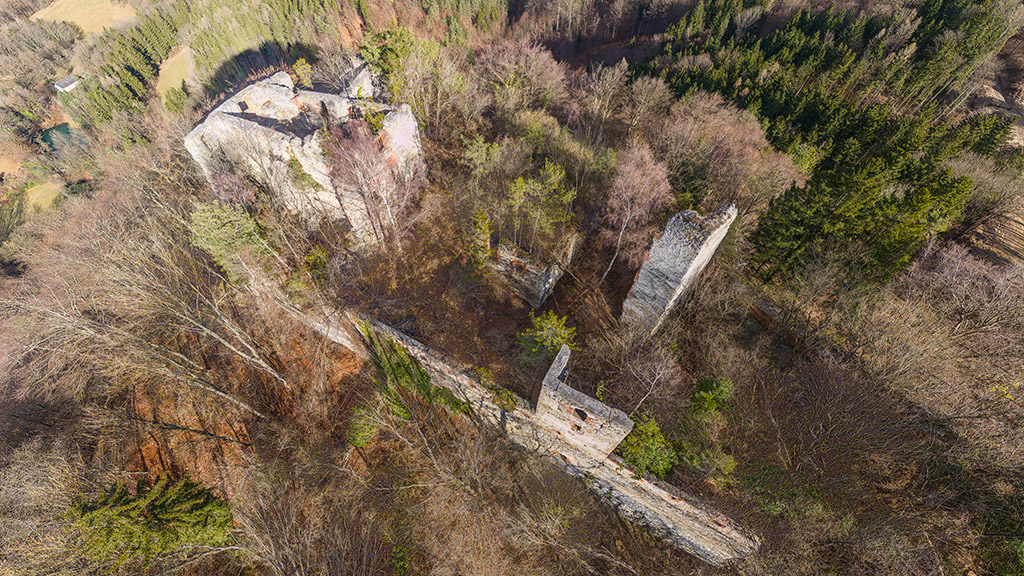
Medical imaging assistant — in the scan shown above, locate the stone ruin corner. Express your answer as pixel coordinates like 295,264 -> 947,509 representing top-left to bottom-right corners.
490,233 -> 580,309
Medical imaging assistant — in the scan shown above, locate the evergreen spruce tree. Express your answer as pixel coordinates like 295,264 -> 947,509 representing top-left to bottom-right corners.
69,474 -> 233,569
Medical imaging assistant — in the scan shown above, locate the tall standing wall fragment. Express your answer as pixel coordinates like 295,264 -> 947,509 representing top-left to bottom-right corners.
621,206 -> 737,336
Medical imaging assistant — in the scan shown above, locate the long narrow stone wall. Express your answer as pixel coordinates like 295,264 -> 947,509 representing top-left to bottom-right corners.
302,309 -> 760,566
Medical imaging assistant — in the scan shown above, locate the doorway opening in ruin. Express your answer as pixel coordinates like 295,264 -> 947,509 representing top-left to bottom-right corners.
574,408 -> 588,421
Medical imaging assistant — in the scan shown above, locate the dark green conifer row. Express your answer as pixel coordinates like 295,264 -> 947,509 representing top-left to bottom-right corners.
655,0 -> 1019,280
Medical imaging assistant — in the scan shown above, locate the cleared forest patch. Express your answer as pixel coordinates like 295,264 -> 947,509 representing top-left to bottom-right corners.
24,179 -> 62,212
965,198 -> 1024,265
32,0 -> 136,35
156,47 -> 196,103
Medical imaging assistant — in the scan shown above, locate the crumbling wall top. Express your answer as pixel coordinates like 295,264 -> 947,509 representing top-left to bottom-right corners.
535,345 -> 634,461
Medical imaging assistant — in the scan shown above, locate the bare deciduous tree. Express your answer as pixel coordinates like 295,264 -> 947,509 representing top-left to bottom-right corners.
652,91 -> 803,216
324,120 -> 424,248
600,145 -> 672,280
476,41 -> 568,118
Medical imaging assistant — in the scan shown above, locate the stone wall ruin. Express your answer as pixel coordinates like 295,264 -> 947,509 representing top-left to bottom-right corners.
303,308 -> 760,567
621,206 -> 738,336
488,235 -> 579,309
184,68 -> 423,246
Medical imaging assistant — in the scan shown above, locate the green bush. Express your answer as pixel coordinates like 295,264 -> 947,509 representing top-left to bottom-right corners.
348,404 -> 379,448
364,107 -> 386,134
517,311 -> 577,360
164,86 -> 187,113
690,375 -> 733,415
677,440 -> 737,487
360,323 -> 473,416
288,156 -> 321,190
69,475 -> 232,569
304,245 -> 330,275
619,415 -> 678,479
474,367 -> 519,412
292,57 -> 313,88
465,211 -> 493,271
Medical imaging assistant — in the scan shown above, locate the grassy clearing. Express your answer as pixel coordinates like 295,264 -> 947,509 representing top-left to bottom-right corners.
24,180 -> 62,212
0,156 -> 21,175
32,0 -> 137,35
156,48 -> 196,103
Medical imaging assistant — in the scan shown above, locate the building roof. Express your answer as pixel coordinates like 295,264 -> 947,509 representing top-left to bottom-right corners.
54,75 -> 80,90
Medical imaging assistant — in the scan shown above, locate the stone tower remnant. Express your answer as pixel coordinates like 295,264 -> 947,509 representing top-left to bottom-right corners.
534,344 -> 634,461
184,67 -> 423,246
621,205 -> 737,335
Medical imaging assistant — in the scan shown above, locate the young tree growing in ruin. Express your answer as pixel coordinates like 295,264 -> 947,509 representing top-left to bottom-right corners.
600,146 -> 672,280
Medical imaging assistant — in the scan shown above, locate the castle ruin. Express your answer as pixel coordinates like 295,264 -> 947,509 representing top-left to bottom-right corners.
184,68 -> 423,246
195,70 -> 756,567
621,206 -> 738,336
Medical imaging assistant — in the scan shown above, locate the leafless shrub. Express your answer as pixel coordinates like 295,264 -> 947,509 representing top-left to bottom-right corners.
852,244 -> 1024,469
651,91 -> 804,216
209,170 -> 259,208
477,41 -> 568,118
622,76 -> 674,138
392,45 -> 491,143
0,181 -> 282,421
0,439 -> 103,576
234,464 -> 390,576
599,144 -> 673,278
324,120 -> 424,248
570,60 -> 629,144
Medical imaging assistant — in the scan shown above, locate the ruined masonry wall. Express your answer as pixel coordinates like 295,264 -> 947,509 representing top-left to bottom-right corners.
489,235 -> 578,309
303,310 -> 760,567
534,345 -> 633,461
184,70 -> 423,246
621,206 -> 737,335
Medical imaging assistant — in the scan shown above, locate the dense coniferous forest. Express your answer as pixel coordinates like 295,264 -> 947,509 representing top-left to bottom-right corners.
2,0 -> 1024,574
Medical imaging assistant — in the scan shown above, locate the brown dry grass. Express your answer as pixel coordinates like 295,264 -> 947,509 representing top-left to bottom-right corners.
32,0 -> 136,35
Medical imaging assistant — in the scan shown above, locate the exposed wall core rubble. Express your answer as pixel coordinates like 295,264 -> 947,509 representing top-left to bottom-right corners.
621,206 -> 738,335
303,310 -> 760,567
488,235 -> 579,308
184,68 -> 423,246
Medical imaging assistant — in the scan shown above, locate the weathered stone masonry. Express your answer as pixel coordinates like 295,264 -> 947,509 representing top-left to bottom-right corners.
621,206 -> 738,336
184,70 -> 423,246
304,310 -> 760,567
488,235 -> 579,309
